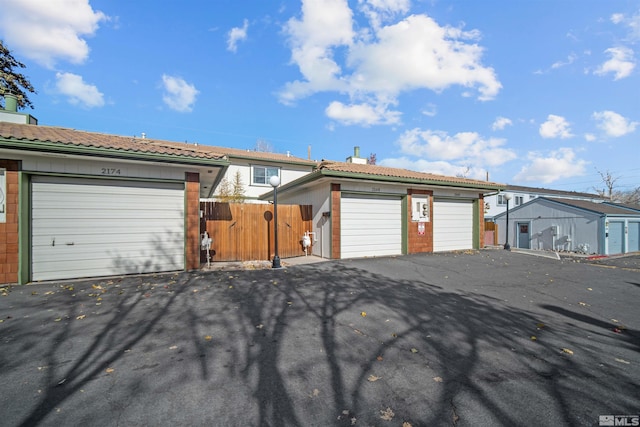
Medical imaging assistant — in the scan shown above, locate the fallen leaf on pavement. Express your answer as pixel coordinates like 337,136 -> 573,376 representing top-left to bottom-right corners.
256,324 -> 264,329
403,422 -> 413,427
204,335 -> 212,341
376,355 -> 384,361
105,368 -> 114,374
169,345 -> 178,350
536,323 -> 545,329
410,348 -> 418,353
433,376 -> 443,382
368,375 -> 381,382
76,315 -> 86,320
380,407 -> 395,421
578,302 -> 588,306
360,311 -> 367,317
531,336 -> 537,341
587,287 -> 593,291
561,348 -> 574,355
615,358 -> 630,364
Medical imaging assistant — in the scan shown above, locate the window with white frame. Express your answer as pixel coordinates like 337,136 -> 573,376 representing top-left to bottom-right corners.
252,165 -> 280,185
497,194 -> 508,206
514,196 -> 524,206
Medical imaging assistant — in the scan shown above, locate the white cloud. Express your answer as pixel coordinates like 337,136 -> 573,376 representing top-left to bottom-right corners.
0,0 -> 107,68
380,157 -> 488,180
594,47 -> 635,80
592,110 -> 638,137
492,116 -> 512,131
358,0 -> 410,29
539,114 -> 574,139
396,128 -> 516,169
611,10 -> 640,41
280,0 -> 354,104
347,14 -> 501,100
551,53 -> 577,69
325,100 -> 401,126
611,13 -> 625,25
584,133 -> 596,142
280,1 -> 501,124
161,75 -> 199,113
513,148 -> 588,184
421,103 -> 437,117
227,19 -> 249,52
55,72 -> 104,108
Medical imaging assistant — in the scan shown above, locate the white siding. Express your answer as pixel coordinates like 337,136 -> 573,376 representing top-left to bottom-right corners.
433,199 -> 474,252
276,183 -> 331,258
341,194 -> 402,258
31,176 -> 184,281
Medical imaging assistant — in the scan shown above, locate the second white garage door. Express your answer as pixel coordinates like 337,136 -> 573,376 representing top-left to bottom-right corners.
341,194 -> 402,258
31,176 -> 185,281
433,199 -> 474,252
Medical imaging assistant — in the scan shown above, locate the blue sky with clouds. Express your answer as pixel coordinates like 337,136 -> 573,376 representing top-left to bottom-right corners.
1,0 -> 638,193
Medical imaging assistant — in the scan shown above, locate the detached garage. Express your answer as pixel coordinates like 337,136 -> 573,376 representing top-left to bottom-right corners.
494,197 -> 640,255
31,176 -> 185,281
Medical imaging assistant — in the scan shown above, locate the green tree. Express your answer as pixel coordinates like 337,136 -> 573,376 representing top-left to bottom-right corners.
0,40 -> 36,110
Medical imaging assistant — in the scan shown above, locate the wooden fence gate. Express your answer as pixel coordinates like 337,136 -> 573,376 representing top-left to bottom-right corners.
200,202 -> 313,262
484,221 -> 498,246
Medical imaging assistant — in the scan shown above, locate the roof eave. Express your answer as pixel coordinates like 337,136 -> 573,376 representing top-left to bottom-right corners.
0,138 -> 230,167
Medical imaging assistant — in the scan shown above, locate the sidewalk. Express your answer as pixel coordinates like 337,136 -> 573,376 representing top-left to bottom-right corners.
201,254 -> 328,271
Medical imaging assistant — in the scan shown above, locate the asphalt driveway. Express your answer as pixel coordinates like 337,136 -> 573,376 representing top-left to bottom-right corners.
1,251 -> 638,426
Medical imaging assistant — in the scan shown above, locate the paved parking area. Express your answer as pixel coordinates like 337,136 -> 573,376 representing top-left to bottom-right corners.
1,251 -> 638,426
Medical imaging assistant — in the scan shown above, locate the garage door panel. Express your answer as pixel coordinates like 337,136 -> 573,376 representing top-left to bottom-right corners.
433,199 -> 473,252
629,222 -> 640,252
341,195 -> 402,258
31,176 -> 185,281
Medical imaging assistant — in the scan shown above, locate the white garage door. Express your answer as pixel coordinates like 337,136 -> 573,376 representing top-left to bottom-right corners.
433,199 -> 474,252
341,194 -> 402,258
31,176 -> 185,281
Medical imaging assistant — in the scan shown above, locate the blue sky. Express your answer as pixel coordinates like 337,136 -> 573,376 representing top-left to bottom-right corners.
1,0 -> 638,193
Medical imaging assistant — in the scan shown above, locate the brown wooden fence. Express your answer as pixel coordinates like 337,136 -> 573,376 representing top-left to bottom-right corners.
484,221 -> 498,246
200,202 -> 314,262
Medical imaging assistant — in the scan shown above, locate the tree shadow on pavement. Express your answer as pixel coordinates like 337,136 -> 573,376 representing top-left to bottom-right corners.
1,254 -> 638,426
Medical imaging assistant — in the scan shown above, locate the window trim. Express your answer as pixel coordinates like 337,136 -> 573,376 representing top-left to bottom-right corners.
251,165 -> 280,186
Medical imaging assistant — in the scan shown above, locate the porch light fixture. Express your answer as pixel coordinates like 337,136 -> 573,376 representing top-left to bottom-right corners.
269,175 -> 282,268
504,194 -> 512,250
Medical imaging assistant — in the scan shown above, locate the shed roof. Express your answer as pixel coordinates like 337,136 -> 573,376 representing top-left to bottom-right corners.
505,184 -> 602,199
549,198 -> 640,215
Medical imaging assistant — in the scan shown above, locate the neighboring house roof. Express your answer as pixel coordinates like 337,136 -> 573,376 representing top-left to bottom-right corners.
549,198 -> 638,215
0,122 -> 314,166
260,160 -> 504,198
503,184 -> 602,199
494,197 -> 640,219
603,201 -> 640,212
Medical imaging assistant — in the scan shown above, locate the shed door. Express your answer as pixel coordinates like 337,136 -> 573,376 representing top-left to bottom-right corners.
31,176 -> 185,281
433,199 -> 473,252
608,221 -> 624,255
340,194 -> 402,258
629,222 -> 640,253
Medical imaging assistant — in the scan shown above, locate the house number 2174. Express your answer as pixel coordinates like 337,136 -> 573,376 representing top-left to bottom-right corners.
101,168 -> 121,175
